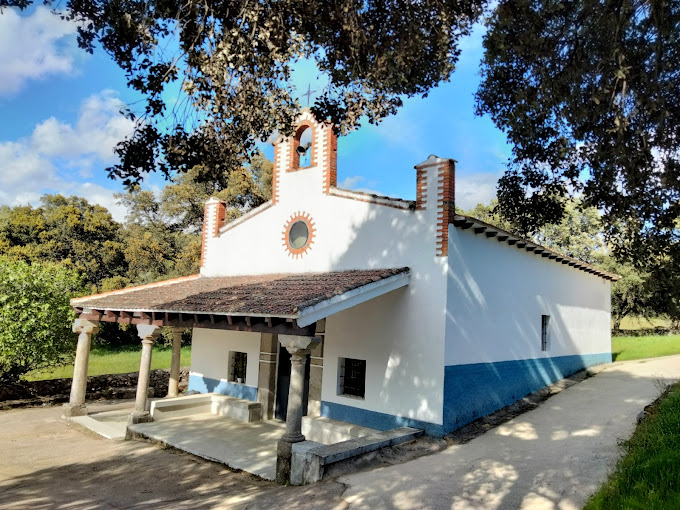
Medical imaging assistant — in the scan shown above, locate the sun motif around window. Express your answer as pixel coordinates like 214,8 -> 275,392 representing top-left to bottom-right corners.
282,212 -> 315,258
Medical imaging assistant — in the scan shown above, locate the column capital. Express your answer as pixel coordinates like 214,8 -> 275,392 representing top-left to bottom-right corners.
279,335 -> 321,355
73,319 -> 99,335
136,324 -> 161,342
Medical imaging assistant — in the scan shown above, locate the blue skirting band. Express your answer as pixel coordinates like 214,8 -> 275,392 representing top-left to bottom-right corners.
443,352 -> 612,431
321,352 -> 611,437
188,374 -> 258,401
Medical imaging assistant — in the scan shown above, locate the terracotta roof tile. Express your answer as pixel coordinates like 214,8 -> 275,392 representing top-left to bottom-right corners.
72,268 -> 410,317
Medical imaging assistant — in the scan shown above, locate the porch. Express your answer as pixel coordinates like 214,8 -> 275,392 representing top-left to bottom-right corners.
62,269 -> 413,483
71,395 -> 407,481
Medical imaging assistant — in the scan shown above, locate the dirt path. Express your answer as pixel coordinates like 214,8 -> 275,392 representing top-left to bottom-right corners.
3,356 -> 678,509
338,356 -> 680,510
0,400 -> 347,509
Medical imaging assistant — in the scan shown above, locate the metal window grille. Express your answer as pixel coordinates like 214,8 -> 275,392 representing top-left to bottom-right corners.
342,358 -> 366,398
233,352 -> 247,382
541,315 -> 550,351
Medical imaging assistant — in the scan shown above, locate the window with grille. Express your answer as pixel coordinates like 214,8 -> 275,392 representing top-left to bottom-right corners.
338,357 -> 366,398
541,315 -> 550,351
230,351 -> 247,383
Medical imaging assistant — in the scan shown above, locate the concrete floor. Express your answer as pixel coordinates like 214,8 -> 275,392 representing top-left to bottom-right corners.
129,413 -> 286,480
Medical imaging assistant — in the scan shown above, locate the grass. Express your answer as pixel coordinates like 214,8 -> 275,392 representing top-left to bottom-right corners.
618,316 -> 671,331
23,344 -> 192,381
585,383 -> 680,510
612,335 -> 680,362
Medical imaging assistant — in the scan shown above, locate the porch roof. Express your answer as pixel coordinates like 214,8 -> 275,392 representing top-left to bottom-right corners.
71,268 -> 410,335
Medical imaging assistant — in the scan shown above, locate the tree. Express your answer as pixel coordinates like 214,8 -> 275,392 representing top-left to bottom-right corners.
0,257 -> 83,382
0,195 -> 127,291
6,0 -> 483,185
464,198 -> 607,264
476,0 -> 680,270
160,151 -> 272,233
600,258 -> 654,331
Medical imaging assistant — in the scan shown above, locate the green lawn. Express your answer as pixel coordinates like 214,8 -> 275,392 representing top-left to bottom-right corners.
23,344 -> 192,381
585,384 -> 680,510
612,335 -> 680,362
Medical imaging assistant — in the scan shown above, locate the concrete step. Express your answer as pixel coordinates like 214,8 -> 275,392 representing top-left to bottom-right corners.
302,416 -> 378,445
150,394 -> 213,420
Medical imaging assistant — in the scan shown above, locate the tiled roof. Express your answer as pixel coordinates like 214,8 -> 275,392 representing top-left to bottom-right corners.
452,215 -> 619,281
71,268 -> 410,317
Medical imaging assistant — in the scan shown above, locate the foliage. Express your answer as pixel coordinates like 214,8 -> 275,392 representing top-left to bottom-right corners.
611,335 -> 680,361
463,198 -> 607,263
0,195 -> 127,291
159,151 -> 273,233
585,383 -> 680,509
476,0 -> 680,273
7,0 -> 483,186
24,343 -> 193,381
0,257 -> 83,383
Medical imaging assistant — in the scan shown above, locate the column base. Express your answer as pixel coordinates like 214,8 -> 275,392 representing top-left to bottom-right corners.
62,402 -> 87,419
276,434 -> 306,484
128,411 -> 153,425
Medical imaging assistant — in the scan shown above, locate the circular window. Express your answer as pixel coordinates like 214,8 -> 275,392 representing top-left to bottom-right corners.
289,220 -> 309,249
283,212 -> 315,258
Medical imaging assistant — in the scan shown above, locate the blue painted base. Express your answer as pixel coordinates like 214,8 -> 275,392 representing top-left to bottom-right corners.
321,352 -> 611,438
443,352 -> 612,432
320,401 -> 446,437
188,374 -> 258,401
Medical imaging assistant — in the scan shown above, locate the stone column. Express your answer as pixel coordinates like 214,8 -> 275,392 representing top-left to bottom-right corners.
257,333 -> 278,420
129,324 -> 161,424
62,319 -> 99,418
167,328 -> 183,398
276,335 -> 320,484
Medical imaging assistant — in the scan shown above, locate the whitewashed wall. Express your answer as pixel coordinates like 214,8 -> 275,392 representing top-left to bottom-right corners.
445,226 -> 612,365
199,147 -> 448,425
190,328 -> 261,388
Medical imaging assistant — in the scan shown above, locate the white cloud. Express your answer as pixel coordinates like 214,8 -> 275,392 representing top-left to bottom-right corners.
0,7 -> 80,94
0,90 -> 134,222
455,172 -> 500,210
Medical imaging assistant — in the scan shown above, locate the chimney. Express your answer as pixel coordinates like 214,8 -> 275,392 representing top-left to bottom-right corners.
414,155 -> 456,256
200,197 -> 226,268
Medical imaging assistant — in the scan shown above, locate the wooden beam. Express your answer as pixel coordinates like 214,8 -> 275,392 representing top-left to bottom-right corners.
507,239 -> 517,246
473,226 -> 487,234
526,246 -> 535,252
497,235 -> 509,242
516,241 -> 527,248
533,248 -> 544,254
485,231 -> 498,238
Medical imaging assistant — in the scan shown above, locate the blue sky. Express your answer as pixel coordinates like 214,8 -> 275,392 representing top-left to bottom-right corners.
0,6 -> 511,222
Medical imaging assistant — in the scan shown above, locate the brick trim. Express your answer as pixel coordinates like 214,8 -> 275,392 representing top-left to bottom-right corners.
321,126 -> 337,194
282,211 -> 316,259
272,144 -> 281,204
200,199 -> 226,268
436,161 -> 456,256
288,122 -> 317,172
416,168 -> 427,210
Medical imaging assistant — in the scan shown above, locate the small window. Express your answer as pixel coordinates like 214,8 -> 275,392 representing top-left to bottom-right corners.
230,351 -> 247,383
541,315 -> 550,351
288,221 -> 309,249
338,358 -> 366,399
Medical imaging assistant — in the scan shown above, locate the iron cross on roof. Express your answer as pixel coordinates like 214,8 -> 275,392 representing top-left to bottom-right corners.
302,84 -> 316,106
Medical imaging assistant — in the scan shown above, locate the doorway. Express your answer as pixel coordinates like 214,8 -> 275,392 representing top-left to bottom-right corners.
274,344 -> 311,421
